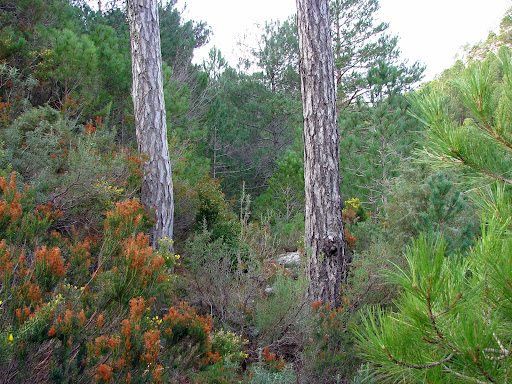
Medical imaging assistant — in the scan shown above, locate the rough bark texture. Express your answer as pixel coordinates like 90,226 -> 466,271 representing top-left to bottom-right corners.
296,0 -> 348,307
127,0 -> 174,245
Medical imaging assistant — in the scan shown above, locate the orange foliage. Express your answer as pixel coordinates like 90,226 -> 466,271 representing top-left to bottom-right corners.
0,240 -> 12,280
48,326 -> 57,338
262,346 -> 286,372
36,202 -> 63,221
97,314 -> 105,329
0,172 -> 22,221
123,233 -> 153,271
163,301 -> 213,337
142,330 -> 160,364
96,364 -> 113,383
128,296 -> 146,322
104,199 -> 147,236
262,347 -> 276,362
344,227 -> 357,250
34,246 -> 67,278
0,97 -> 12,128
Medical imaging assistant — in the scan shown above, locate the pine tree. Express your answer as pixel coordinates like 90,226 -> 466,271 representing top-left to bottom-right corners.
297,0 -> 348,307
415,173 -> 474,254
357,46 -> 512,384
338,59 -> 423,213
127,0 -> 174,245
330,0 -> 400,109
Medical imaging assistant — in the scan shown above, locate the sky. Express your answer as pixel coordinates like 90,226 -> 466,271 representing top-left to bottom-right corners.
176,0 -> 512,82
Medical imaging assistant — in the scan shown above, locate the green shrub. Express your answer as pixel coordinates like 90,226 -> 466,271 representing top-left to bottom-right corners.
249,348 -> 296,384
254,272 -> 308,346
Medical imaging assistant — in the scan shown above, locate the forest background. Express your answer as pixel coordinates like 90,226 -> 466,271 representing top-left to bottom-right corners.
0,0 -> 511,383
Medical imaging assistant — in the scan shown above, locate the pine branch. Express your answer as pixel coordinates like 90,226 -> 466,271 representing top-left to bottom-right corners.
442,365 -> 493,384
449,149 -> 512,185
432,293 -> 463,319
478,117 -> 512,152
483,333 -> 512,361
381,345 -> 454,369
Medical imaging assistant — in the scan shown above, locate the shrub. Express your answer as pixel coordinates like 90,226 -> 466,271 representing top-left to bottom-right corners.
301,302 -> 360,384
249,347 -> 296,384
0,106 -> 144,235
0,188 -> 246,382
254,272 -> 308,346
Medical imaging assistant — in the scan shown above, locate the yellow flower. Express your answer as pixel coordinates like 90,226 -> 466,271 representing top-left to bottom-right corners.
7,334 -> 13,343
174,254 -> 180,260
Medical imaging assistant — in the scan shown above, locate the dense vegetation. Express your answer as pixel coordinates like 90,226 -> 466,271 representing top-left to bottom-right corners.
0,0 -> 511,382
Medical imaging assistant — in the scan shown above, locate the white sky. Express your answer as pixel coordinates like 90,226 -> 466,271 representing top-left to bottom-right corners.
177,0 -> 512,82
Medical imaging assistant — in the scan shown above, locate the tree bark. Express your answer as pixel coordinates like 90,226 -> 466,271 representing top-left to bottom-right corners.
127,0 -> 174,246
296,0 -> 348,307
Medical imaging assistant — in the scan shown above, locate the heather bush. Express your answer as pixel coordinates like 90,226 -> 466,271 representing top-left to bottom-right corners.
249,347 -> 297,384
0,106 -> 143,235
180,226 -> 261,329
180,194 -> 313,379
0,174 -> 247,382
300,301 -> 360,384
181,191 -> 275,331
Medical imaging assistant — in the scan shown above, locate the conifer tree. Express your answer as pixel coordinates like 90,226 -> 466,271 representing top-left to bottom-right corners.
414,173 -> 474,254
127,0 -> 174,245
338,59 -> 423,212
357,47 -> 512,384
297,0 -> 348,307
330,0 -> 400,109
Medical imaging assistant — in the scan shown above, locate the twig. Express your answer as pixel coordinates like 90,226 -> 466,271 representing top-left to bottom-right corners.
442,364 -> 493,384
382,345 -> 454,369
433,292 -> 463,318
483,333 -> 511,361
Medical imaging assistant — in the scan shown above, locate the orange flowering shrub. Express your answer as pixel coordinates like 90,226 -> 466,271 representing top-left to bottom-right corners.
95,364 -> 113,383
0,172 -> 60,245
0,187 -> 244,382
100,231 -> 169,305
261,346 -> 286,372
48,308 -> 87,342
161,301 -> 212,349
345,227 -> 357,250
33,246 -> 67,291
84,116 -> 103,135
104,199 -> 151,241
65,237 -> 95,286
142,330 -> 160,364
85,296 -> 219,383
0,239 -> 13,286
0,97 -> 12,129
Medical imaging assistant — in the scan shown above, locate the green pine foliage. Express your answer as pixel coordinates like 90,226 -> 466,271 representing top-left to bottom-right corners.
414,173 -> 475,254
330,0 -> 402,108
357,46 -> 512,384
339,59 -> 424,214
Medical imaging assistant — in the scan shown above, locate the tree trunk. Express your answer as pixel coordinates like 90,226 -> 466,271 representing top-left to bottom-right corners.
296,0 -> 349,307
127,0 -> 174,246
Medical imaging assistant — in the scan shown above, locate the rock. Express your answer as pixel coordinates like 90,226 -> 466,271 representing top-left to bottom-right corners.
276,251 -> 301,267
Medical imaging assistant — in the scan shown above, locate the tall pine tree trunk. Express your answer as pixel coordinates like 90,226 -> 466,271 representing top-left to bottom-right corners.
296,0 -> 348,307
127,0 -> 174,245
